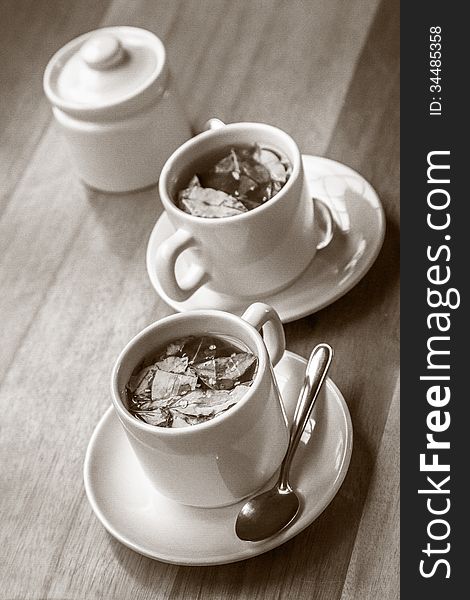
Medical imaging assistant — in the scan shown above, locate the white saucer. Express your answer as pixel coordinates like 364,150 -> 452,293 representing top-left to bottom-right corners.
84,351 -> 353,565
146,155 -> 385,322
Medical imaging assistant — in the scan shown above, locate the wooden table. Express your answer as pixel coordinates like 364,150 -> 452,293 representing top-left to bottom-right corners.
0,1 -> 399,598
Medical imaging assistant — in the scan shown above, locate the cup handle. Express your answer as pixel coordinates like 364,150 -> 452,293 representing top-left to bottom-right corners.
203,118 -> 226,131
156,229 -> 209,302
241,303 -> 285,366
313,197 -> 335,250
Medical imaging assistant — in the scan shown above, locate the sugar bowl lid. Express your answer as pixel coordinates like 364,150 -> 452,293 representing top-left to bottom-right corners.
43,26 -> 167,119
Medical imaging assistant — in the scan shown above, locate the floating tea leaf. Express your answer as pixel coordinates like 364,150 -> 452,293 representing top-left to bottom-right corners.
126,335 -> 258,428
179,186 -> 247,218
165,340 -> 187,356
151,369 -> 197,400
128,365 -> 154,395
137,408 -> 171,427
155,356 -> 189,373
194,353 -> 257,390
177,143 -> 292,218
253,145 -> 290,184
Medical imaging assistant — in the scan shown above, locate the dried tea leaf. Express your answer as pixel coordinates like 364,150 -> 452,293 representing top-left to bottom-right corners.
151,369 -> 197,400
180,337 -> 208,364
173,389 -> 212,406
155,356 -> 189,374
172,388 -> 245,418
239,158 -> 271,186
199,150 -> 243,195
171,414 -> 192,428
179,186 -> 247,218
128,365 -> 154,395
193,358 -> 217,387
178,397 -> 236,417
253,145 -> 290,184
165,340 -> 187,356
236,174 -> 257,196
221,353 -> 257,379
198,173 -> 238,196
132,399 -> 161,411
230,149 -> 241,175
194,352 -> 256,389
137,384 -> 252,427
271,180 -> 283,196
187,175 -> 201,188
214,150 -> 240,174
137,408 -> 171,427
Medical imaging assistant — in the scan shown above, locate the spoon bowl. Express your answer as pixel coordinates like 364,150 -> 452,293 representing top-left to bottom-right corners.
236,486 -> 300,542
235,343 -> 333,542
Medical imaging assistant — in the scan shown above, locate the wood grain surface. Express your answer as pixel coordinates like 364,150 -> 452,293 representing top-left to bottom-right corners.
0,0 -> 399,598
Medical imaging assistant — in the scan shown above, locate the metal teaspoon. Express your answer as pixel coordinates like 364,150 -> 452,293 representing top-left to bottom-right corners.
235,343 -> 333,542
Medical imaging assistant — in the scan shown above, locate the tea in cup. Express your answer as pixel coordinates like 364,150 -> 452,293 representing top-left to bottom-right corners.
154,122 -> 334,302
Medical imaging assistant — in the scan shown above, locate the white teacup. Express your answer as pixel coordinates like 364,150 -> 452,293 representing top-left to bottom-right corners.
111,302 -> 289,508
154,122 -> 334,302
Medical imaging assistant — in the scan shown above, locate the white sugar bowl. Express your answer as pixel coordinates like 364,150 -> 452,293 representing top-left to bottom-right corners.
43,26 -> 191,192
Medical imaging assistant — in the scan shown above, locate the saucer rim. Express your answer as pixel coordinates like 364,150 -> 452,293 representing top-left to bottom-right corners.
83,351 -> 353,565
146,154 -> 386,323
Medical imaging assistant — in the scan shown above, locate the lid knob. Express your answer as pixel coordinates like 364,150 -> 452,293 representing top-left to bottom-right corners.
80,33 -> 125,70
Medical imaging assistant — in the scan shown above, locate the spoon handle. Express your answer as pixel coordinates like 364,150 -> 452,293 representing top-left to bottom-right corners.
279,343 -> 333,491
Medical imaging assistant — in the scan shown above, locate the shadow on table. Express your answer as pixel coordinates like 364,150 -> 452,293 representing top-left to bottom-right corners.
285,211 -> 399,351
83,184 -> 163,257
